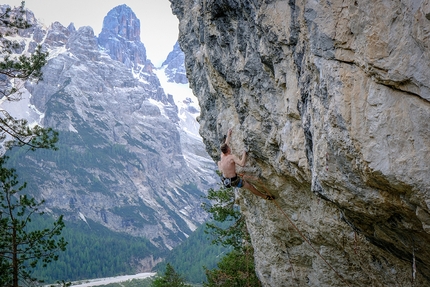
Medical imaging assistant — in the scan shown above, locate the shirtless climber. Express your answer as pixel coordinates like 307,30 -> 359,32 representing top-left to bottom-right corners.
217,129 -> 275,200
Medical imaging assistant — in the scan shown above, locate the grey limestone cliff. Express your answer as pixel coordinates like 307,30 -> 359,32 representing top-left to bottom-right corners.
170,0 -> 430,286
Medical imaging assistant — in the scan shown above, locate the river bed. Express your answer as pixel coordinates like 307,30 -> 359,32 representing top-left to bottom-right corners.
69,272 -> 156,287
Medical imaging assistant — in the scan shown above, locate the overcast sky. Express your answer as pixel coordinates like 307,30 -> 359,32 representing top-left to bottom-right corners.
4,0 -> 179,67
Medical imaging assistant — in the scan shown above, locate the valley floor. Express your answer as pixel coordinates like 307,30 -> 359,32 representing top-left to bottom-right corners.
68,272 -> 156,287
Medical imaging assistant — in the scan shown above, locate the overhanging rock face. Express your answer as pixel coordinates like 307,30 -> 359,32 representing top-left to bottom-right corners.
170,0 -> 430,285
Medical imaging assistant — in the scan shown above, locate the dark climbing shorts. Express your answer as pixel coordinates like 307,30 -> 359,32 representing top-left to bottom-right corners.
222,175 -> 243,188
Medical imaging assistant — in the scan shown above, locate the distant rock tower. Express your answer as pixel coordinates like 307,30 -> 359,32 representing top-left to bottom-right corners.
97,4 -> 148,68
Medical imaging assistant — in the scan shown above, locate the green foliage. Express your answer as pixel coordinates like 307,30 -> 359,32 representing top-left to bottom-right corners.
0,111 -> 59,151
0,156 -> 67,287
0,44 -> 47,85
30,217 -> 164,283
0,2 -> 47,96
201,181 -> 261,287
155,223 -> 229,283
0,6 -> 63,284
201,185 -> 248,251
151,263 -> 191,287
204,248 -> 261,287
6,131 -> 141,197
0,2 -> 57,151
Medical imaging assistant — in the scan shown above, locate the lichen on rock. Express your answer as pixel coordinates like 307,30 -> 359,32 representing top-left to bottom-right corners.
170,0 -> 430,285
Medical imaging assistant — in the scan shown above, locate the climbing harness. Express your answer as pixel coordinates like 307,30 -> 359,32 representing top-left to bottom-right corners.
241,173 -> 352,287
222,175 -> 243,188
223,177 -> 232,188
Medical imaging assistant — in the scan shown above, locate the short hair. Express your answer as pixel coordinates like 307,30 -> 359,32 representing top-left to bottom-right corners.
220,143 -> 229,154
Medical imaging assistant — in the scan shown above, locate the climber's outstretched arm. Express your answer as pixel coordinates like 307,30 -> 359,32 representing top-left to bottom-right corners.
225,128 -> 232,145
234,151 -> 247,167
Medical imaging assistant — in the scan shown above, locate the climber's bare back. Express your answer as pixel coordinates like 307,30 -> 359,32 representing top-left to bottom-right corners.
218,154 -> 238,178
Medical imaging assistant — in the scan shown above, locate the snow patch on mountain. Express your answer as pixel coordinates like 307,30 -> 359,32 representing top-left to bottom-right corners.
155,66 -> 200,137
155,66 -> 216,181
0,87 -> 43,127
48,46 -> 68,60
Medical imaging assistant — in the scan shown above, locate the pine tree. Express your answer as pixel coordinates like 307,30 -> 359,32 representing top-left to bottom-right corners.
204,248 -> 261,287
0,2 -> 58,151
202,183 -> 262,287
202,185 -> 248,250
0,3 -> 65,286
0,156 -> 67,286
151,263 -> 191,287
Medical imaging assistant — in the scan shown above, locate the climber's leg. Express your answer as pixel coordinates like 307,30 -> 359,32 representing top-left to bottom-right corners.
242,180 -> 275,200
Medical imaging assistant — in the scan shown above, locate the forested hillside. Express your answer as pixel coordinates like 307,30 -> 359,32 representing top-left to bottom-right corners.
29,215 -> 163,283
154,223 -> 229,283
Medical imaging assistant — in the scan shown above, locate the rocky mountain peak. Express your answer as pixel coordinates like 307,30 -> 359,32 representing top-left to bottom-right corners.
162,42 -> 188,84
69,27 -> 101,62
98,4 -> 147,68
104,4 -> 141,41
44,21 -> 74,48
67,23 -> 76,33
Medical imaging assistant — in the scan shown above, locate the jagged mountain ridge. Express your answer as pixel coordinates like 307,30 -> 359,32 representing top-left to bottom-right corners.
1,4 -> 217,255
171,0 -> 430,286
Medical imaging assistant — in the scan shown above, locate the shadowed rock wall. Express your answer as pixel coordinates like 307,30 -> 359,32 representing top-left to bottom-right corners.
170,0 -> 430,285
